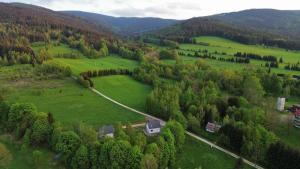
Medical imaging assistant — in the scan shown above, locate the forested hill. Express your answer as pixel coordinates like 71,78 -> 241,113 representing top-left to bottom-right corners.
0,3 -> 116,43
62,11 -> 179,35
149,9 -> 300,50
0,2 -> 122,65
211,9 -> 300,39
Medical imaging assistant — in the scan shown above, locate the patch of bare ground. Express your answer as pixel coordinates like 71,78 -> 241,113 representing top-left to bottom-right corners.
279,113 -> 294,124
2,77 -> 65,89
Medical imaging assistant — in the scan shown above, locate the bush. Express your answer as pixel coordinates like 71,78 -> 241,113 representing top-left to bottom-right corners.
34,62 -> 72,78
0,143 -> 12,167
32,150 -> 43,167
77,76 -> 90,88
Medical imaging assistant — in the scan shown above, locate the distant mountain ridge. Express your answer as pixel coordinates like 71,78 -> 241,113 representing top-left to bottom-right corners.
148,9 -> 300,50
62,11 -> 179,35
210,9 -> 300,39
0,3 -> 116,41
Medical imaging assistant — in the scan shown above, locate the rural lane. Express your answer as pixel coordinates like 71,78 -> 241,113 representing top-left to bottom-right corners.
89,87 -> 264,169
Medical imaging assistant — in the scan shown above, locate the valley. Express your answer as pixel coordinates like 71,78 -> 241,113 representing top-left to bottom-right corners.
0,2 -> 300,169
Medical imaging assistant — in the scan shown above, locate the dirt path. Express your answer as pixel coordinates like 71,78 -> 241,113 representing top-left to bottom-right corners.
89,86 -> 264,169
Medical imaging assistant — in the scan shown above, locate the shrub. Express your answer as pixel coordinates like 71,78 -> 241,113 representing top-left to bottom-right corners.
0,143 -> 12,167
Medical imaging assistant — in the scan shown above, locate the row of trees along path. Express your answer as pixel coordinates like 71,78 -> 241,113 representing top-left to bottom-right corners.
73,76 -> 264,169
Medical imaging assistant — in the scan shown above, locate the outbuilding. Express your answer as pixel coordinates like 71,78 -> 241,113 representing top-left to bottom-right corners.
277,97 -> 286,111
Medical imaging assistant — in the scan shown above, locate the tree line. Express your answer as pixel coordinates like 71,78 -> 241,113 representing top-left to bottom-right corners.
234,52 -> 279,62
285,63 -> 300,71
143,38 -> 179,49
81,69 -> 132,78
77,69 -> 133,88
179,51 -> 250,64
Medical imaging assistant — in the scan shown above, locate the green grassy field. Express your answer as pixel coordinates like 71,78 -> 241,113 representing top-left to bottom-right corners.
92,75 -> 152,112
47,55 -> 139,75
175,36 -> 300,76
0,64 -> 33,80
193,36 -> 300,63
286,97 -> 300,107
0,135 -> 57,169
1,75 -> 144,126
32,42 -> 85,58
177,136 -> 253,169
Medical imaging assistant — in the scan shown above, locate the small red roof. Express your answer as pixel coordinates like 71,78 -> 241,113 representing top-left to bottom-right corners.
206,122 -> 216,130
295,109 -> 300,116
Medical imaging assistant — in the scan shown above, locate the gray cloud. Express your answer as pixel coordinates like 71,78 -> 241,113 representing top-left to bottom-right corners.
109,7 -> 147,17
1,0 -> 300,19
109,4 -> 178,18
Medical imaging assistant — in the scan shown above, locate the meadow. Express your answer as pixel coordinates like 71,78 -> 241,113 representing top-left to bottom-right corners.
92,75 -> 152,112
192,36 -> 300,63
178,136 -> 253,169
47,55 -> 139,75
32,42 -> 86,58
1,77 -> 144,126
164,55 -> 300,75
175,36 -> 300,76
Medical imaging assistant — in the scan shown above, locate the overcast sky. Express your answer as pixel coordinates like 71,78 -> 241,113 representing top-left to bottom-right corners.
2,0 -> 300,19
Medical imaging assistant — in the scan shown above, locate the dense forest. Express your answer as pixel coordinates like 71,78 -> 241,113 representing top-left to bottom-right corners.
149,18 -> 300,50
211,9 -> 300,39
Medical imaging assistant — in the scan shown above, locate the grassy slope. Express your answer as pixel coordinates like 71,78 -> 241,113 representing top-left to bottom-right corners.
194,36 -> 300,63
174,36 -> 300,75
3,77 -> 144,126
32,42 -> 85,58
178,136 -> 253,169
47,55 -> 138,75
92,75 -> 152,112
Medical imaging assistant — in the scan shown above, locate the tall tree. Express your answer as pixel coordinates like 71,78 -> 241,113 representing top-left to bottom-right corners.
242,76 -> 265,105
71,145 -> 90,169
141,154 -> 158,169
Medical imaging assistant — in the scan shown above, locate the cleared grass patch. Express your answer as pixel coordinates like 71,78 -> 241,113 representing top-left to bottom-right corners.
32,42 -> 85,58
92,75 -> 152,112
177,136 -> 253,169
47,55 -> 139,75
176,36 -> 300,76
2,77 -> 144,126
163,55 -> 300,75
192,36 -> 300,63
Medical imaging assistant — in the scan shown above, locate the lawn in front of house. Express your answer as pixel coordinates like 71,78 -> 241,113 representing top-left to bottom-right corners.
92,75 -> 152,112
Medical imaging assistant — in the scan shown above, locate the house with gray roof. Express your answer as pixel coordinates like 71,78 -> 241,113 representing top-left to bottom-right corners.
145,119 -> 161,136
99,125 -> 115,138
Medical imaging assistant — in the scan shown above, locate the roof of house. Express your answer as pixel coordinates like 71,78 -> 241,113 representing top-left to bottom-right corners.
99,125 -> 115,135
147,119 -> 161,129
293,104 -> 300,108
206,122 -> 216,130
295,109 -> 300,116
